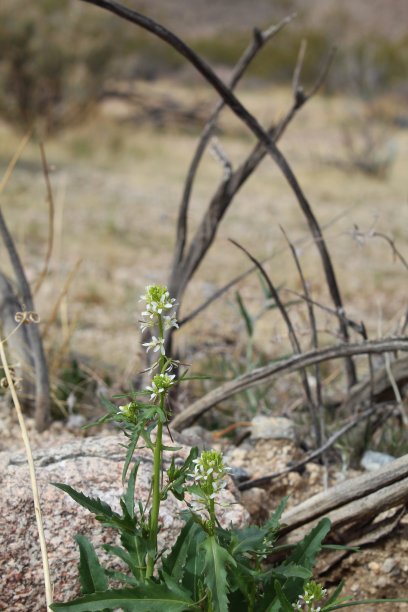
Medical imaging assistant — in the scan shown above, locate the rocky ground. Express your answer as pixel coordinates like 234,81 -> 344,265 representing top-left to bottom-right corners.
1,403 -> 407,610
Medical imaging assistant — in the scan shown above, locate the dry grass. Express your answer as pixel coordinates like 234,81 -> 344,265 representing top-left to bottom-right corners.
0,82 -> 407,388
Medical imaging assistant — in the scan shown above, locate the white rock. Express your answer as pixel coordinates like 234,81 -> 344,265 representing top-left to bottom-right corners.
250,416 -> 296,441
361,450 -> 396,471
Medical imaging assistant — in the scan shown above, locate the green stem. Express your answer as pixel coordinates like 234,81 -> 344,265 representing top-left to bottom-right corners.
146,415 -> 163,579
146,314 -> 166,579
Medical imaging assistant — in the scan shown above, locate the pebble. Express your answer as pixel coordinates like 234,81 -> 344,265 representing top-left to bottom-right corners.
360,450 -> 396,471
382,557 -> 397,573
250,416 -> 296,441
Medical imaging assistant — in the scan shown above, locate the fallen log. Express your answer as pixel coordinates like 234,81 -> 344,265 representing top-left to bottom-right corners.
279,453 -> 408,543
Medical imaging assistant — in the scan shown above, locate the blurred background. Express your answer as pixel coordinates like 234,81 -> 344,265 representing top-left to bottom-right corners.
0,0 -> 407,430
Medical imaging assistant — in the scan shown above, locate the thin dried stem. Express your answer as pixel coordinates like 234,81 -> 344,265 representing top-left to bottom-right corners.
0,130 -> 31,196
280,226 -> 325,444
238,404 -> 390,491
230,238 -> 321,445
0,336 -> 52,609
42,258 -> 82,340
33,143 -> 55,295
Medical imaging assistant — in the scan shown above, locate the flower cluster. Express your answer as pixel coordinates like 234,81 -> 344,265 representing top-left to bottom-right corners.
293,581 -> 327,611
146,372 -> 176,402
188,450 -> 230,519
140,285 -> 178,333
118,402 -> 139,422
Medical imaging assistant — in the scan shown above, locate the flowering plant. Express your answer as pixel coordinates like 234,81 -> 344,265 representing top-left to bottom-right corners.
50,286 -> 406,611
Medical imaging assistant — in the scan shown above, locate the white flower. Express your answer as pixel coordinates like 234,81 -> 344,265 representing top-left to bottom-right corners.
142,336 -> 165,355
145,372 -> 176,401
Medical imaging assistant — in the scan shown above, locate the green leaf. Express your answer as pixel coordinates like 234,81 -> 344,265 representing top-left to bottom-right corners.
273,580 -> 294,612
265,518 -> 331,610
272,565 -> 311,580
122,460 -> 140,518
235,291 -> 254,337
50,585 -> 198,611
324,598 -> 408,611
286,518 -> 331,569
163,519 -> 201,583
201,536 -> 236,612
265,497 -> 288,532
53,483 -> 120,522
75,535 -> 108,595
122,430 -> 140,484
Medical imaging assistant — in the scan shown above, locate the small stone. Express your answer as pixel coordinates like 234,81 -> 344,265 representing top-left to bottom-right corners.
360,450 -> 395,471
382,557 -> 397,574
368,561 -> 381,574
250,416 -> 296,441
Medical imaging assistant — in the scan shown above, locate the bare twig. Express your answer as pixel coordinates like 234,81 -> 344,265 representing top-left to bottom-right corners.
42,258 -> 82,341
81,0 -> 355,386
230,238 -> 321,444
33,143 -> 55,295
0,130 -> 31,196
280,226 -> 325,445
238,404 -> 386,491
350,226 -> 408,271
0,336 -> 52,610
178,205 -> 356,328
171,337 -> 408,431
171,13 -> 296,269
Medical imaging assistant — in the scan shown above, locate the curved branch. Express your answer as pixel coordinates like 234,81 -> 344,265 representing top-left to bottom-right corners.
0,208 -> 50,431
171,337 -> 408,431
172,14 -> 296,269
81,0 -> 355,384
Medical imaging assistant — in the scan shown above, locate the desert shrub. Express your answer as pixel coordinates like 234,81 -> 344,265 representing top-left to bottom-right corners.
0,1 -> 190,134
0,0 -> 132,134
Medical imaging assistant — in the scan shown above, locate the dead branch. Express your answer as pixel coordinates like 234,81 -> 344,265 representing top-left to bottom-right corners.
0,271 -> 35,410
82,0 -> 356,387
172,13 -> 296,270
279,452 -> 408,541
171,337 -> 408,431
0,208 -> 50,431
337,353 -> 408,414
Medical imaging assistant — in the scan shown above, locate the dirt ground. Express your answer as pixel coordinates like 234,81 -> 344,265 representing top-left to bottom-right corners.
1,79 -> 408,606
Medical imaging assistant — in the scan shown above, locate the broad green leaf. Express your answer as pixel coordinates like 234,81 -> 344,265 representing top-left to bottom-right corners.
104,568 -> 138,587
121,531 -> 148,581
183,526 -> 206,601
201,536 -> 236,612
50,584 -> 198,611
75,535 -> 108,595
53,483 -> 120,522
163,518 -> 200,583
285,518 -> 331,569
